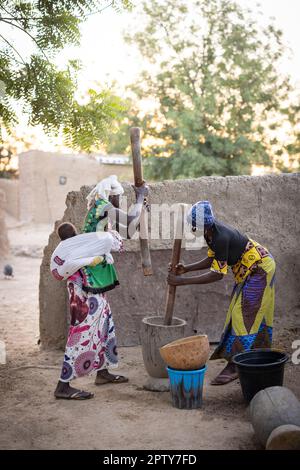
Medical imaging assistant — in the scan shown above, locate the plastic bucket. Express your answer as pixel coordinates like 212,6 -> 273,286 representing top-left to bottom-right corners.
167,365 -> 207,409
233,348 -> 289,402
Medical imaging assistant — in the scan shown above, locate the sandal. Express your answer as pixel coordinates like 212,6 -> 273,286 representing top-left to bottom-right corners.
95,374 -> 129,385
55,390 -> 94,400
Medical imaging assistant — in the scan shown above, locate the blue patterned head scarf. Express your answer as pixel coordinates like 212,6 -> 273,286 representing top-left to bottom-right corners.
187,201 -> 214,231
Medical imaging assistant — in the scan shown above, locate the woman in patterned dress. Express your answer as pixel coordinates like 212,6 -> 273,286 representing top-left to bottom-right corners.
54,180 -> 148,399
167,201 -> 276,385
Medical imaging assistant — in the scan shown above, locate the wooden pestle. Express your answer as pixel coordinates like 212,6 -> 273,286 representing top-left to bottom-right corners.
130,127 -> 153,276
164,204 -> 185,326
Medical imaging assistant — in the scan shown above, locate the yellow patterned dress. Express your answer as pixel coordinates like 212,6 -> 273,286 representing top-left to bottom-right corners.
210,239 -> 276,361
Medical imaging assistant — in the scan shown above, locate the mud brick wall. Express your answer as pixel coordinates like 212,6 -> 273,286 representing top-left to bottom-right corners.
18,150 -> 133,224
39,173 -> 300,349
0,189 -> 10,259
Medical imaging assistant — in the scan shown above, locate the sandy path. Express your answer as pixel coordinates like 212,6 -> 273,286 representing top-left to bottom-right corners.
0,234 -> 299,450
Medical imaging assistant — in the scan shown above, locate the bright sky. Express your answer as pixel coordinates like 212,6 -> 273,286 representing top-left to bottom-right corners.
66,0 -> 300,93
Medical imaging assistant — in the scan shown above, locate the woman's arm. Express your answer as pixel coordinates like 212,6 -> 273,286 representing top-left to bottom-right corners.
108,185 -> 148,238
182,257 -> 213,272
168,270 -> 223,286
169,257 -> 213,275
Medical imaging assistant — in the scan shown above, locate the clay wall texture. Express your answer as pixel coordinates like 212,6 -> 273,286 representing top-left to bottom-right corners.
0,178 -> 20,219
0,189 -> 10,259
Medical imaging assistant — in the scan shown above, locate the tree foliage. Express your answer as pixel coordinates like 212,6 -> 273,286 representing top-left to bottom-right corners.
0,0 -> 131,151
125,0 -> 298,180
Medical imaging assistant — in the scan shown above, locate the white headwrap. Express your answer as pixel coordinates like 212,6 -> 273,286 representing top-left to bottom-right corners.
86,175 -> 124,209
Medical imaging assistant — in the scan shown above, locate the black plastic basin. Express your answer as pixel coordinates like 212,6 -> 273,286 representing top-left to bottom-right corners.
232,348 -> 289,402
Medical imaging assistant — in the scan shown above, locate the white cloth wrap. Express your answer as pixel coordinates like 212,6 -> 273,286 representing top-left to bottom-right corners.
50,231 -> 122,281
86,175 -> 124,209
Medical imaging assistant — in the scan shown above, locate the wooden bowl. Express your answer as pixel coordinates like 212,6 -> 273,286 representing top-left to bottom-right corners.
160,334 -> 210,370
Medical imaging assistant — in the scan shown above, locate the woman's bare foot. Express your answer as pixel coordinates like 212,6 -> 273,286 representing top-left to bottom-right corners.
54,381 -> 94,400
211,362 -> 238,385
95,368 -> 128,385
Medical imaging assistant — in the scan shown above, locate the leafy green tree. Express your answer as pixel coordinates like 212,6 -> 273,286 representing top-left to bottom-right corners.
125,0 -> 295,180
0,1 -> 131,151
105,97 -> 133,155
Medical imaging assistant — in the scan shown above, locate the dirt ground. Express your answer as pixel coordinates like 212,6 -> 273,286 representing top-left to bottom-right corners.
0,220 -> 299,450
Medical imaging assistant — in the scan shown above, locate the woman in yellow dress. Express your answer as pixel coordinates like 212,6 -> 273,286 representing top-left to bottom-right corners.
167,201 -> 276,385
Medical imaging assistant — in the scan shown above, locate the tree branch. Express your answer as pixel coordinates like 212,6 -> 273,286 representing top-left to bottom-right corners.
0,18 -> 50,62
0,1 -> 115,21
0,48 -> 24,66
0,34 -> 26,65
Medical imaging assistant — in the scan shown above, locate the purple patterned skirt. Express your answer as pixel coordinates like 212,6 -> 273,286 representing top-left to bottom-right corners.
60,272 -> 118,382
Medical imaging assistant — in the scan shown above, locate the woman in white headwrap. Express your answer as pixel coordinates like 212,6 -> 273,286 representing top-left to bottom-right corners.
86,175 -> 124,211
53,176 -> 148,400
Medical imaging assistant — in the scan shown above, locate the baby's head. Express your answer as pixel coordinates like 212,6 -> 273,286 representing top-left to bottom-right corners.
57,222 -> 77,240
